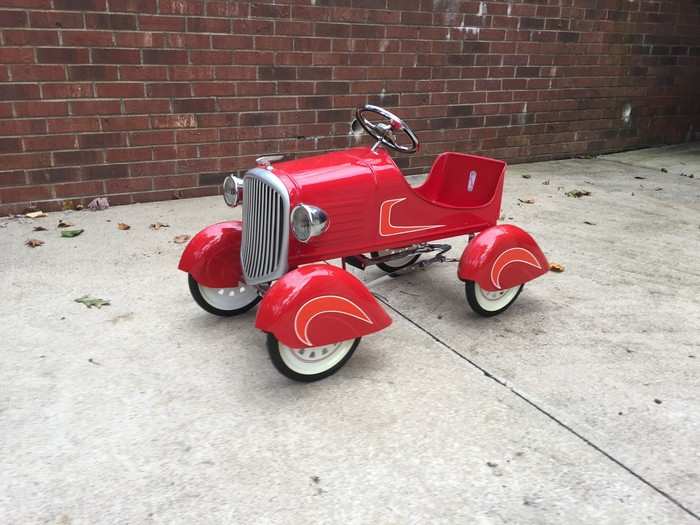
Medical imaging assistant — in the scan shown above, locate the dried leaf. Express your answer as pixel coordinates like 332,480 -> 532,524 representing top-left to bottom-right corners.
655,187 -> 663,191
634,176 -> 646,180
518,198 -> 535,204
117,222 -> 131,230
75,295 -> 110,309
660,168 -> 668,173
57,219 -> 73,228
149,222 -> 170,230
565,189 -> 591,198
173,234 -> 190,244
75,204 -> 84,210
25,239 -> 44,248
549,262 -> 565,273
25,211 -> 46,219
33,226 -> 48,232
542,179 -> 550,185
87,197 -> 109,211
61,229 -> 84,238
521,174 -> 531,179
583,220 -> 596,226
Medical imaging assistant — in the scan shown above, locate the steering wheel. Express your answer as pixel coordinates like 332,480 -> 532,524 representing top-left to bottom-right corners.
355,105 -> 419,154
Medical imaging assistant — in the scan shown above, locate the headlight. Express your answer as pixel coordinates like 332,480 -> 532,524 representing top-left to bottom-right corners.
222,175 -> 243,207
291,204 -> 329,243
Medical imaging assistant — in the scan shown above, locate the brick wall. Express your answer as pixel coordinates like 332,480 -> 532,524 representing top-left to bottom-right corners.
1,0 -> 699,215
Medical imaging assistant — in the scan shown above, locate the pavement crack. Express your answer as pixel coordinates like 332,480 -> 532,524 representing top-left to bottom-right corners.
377,297 -> 700,521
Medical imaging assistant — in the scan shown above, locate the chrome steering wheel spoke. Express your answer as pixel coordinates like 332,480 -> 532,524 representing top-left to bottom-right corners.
355,104 -> 419,154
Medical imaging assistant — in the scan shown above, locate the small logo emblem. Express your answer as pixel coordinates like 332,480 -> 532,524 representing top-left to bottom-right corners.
294,295 -> 373,346
379,198 -> 443,237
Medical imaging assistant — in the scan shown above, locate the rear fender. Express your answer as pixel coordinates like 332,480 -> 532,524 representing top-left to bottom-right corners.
178,221 -> 243,288
458,224 -> 548,292
256,264 -> 392,348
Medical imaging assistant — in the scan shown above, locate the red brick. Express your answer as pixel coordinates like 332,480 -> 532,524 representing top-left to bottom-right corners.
0,170 -> 26,185
116,32 -> 167,48
95,83 -> 145,98
23,134 -> 77,152
160,0 -> 203,15
92,48 -> 140,64
3,29 -> 58,45
42,83 -> 94,98
86,13 -> 136,30
124,99 -> 170,114
53,149 -> 103,166
3,153 -> 51,170
70,100 -> 121,115
47,117 -> 99,133
0,9 -> 27,26
143,49 -> 188,65
129,130 -> 174,146
68,65 -> 118,81
101,115 -> 150,131
30,11 -> 83,28
78,132 -> 126,148
37,47 -> 89,64
0,185 -> 52,203
54,180 -> 104,198
138,14 -> 185,32
0,137 -> 21,153
186,17 -> 230,33
152,114 -> 197,129
110,0 -> 157,12
61,30 -> 114,46
106,147 -> 152,162
147,83 -> 191,97
0,47 -> 34,64
120,66 -> 169,81
10,65 -> 66,81
105,177 -> 152,194
0,84 -> 40,100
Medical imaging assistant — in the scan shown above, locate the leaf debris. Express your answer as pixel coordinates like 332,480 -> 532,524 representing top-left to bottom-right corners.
117,222 -> 131,230
33,226 -> 48,232
150,222 -> 170,230
173,234 -> 190,244
61,229 -> 84,238
25,211 -> 47,219
583,221 -> 596,226
549,262 -> 565,273
57,219 -> 73,228
565,189 -> 591,198
25,239 -> 44,248
518,198 -> 535,204
74,295 -> 110,309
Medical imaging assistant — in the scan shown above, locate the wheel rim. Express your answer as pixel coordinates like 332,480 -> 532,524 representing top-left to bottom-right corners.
279,339 -> 355,376
474,283 -> 520,312
198,283 -> 258,311
376,249 -> 418,269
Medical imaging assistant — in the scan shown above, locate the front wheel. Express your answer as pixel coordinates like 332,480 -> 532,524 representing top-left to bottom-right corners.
188,274 -> 260,316
465,281 -> 523,317
267,334 -> 360,382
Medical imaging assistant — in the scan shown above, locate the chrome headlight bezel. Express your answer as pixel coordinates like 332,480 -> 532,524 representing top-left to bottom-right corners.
291,204 -> 329,243
222,175 -> 243,207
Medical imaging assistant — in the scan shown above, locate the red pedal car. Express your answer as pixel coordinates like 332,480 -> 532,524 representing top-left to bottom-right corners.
179,105 -> 548,382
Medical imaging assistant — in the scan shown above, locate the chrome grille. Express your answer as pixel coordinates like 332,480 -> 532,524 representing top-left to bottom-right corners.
241,168 -> 289,285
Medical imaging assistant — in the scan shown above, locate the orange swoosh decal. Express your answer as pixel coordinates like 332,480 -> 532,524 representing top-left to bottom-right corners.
491,247 -> 542,289
379,198 -> 443,237
294,295 -> 373,347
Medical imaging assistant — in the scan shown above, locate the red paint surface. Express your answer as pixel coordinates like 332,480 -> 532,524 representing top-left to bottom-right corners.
255,264 -> 391,348
458,224 -> 549,291
177,220 -> 243,288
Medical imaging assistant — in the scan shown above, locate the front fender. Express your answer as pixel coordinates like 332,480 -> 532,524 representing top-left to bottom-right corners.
178,221 -> 243,288
458,224 -> 548,291
256,264 -> 392,348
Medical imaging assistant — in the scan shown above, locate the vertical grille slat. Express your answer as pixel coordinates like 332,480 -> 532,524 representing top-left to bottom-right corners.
240,168 -> 290,285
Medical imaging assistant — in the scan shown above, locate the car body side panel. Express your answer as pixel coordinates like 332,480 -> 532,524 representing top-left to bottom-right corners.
255,264 -> 392,348
458,224 -> 549,292
178,221 -> 243,288
272,146 -> 505,267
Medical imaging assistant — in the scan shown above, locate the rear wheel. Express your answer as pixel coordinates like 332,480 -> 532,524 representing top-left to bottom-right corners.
188,274 -> 260,316
465,281 -> 523,317
371,249 -> 420,273
267,334 -> 360,382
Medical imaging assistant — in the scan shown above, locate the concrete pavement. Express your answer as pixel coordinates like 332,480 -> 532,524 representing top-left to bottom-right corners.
1,143 -> 699,524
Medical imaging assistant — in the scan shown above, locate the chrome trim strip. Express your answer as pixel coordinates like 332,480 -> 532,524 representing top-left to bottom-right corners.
240,167 -> 290,285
